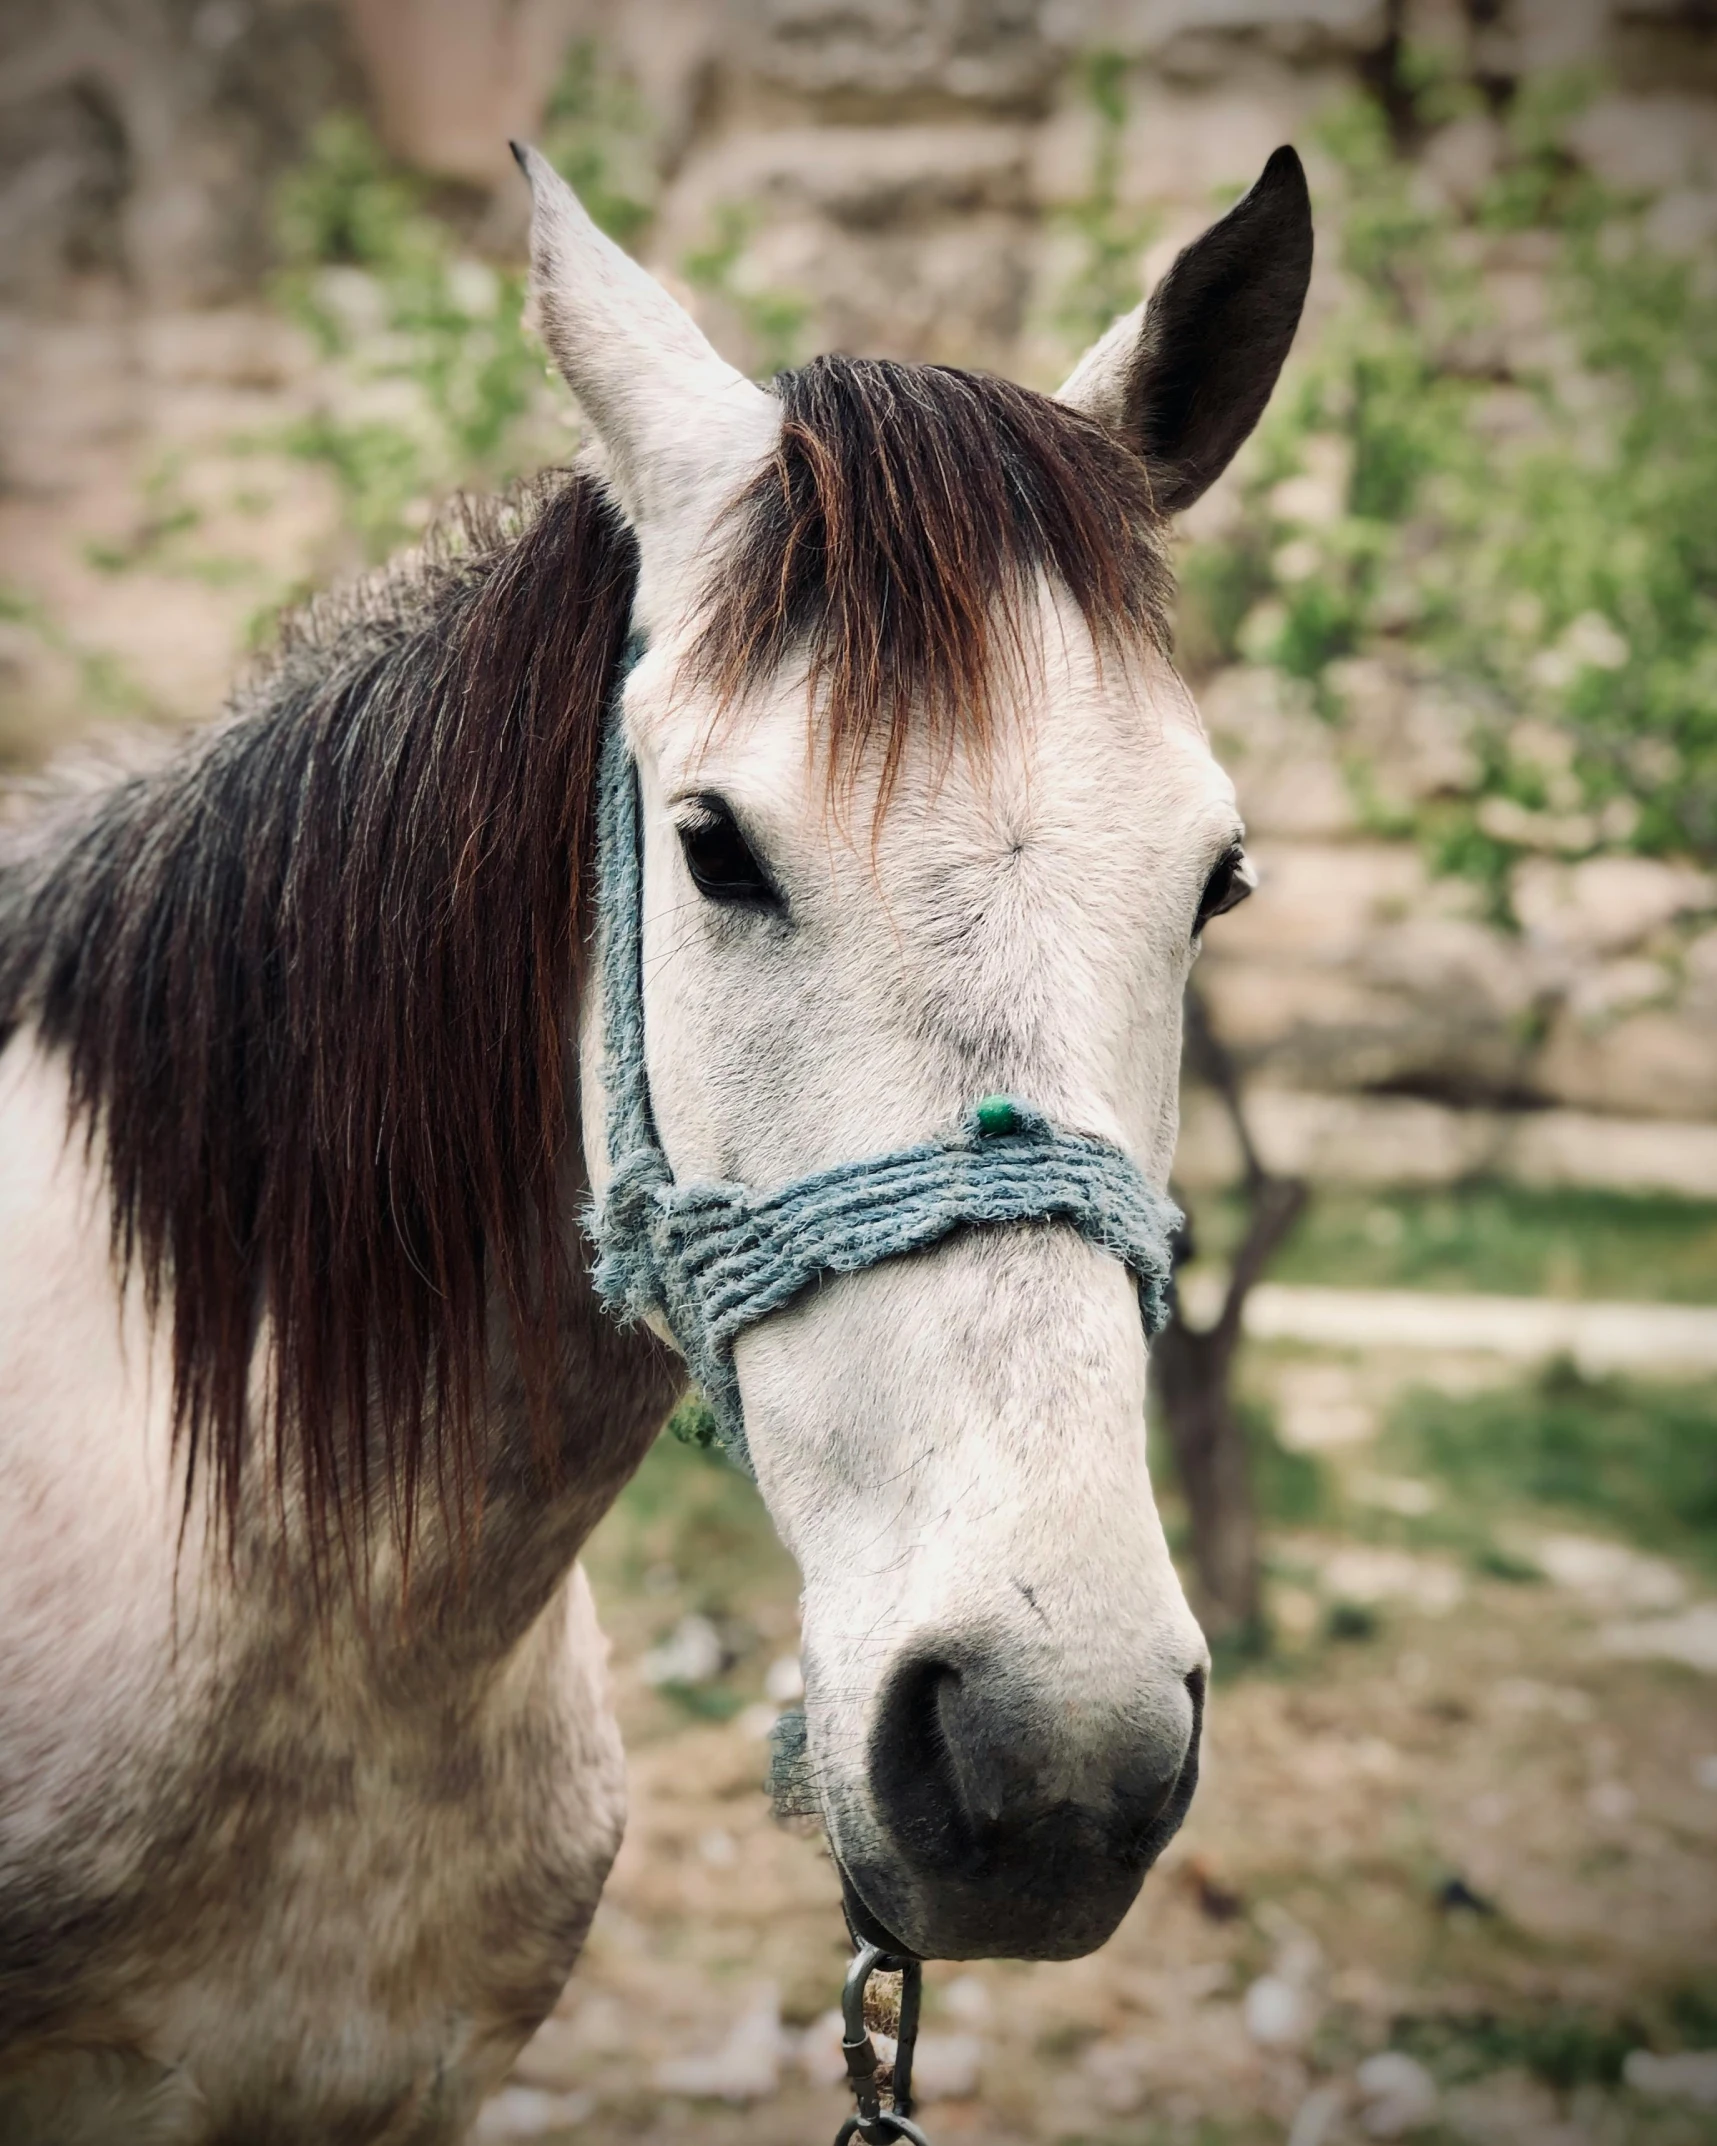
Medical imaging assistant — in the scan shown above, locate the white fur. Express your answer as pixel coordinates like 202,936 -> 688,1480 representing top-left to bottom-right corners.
1055,296 -> 1152,434
514,145 -> 778,612
0,1048 -> 630,2140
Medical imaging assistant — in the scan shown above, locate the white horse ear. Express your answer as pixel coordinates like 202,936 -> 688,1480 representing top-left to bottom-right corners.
1056,146 -> 1313,514
511,142 -> 777,537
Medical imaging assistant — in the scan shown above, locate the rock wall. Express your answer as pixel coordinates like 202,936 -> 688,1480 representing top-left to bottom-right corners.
2,0 -> 1715,1174
0,0 -> 362,306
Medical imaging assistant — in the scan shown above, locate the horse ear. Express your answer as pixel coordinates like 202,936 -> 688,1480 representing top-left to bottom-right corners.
511,142 -> 777,537
1056,146 -> 1313,515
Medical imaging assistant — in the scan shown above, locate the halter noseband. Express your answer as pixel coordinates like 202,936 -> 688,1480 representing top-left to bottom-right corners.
588,641 -> 1182,1472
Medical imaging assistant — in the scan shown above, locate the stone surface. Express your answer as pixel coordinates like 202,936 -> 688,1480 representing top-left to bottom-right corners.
1075,0 -> 1387,67
3,0 -> 1716,1159
344,0 -> 584,188
654,1984 -> 785,2102
0,0 -> 362,304
1536,1004 -> 1717,1121
1514,854 -> 1717,958
1174,1086 -> 1717,1197
1353,2051 -> 1438,2139
747,0 -> 1066,113
1201,667 -> 1358,838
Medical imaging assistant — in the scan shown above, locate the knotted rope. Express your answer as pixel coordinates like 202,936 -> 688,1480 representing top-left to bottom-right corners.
588,648 -> 1182,1472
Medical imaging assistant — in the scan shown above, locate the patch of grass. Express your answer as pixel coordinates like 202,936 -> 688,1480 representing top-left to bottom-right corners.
1392,2006 -> 1639,2091
1245,1397 -> 1334,1528
1198,1181 -> 1717,1305
1326,1600 -> 1382,1643
653,1680 -> 748,1723
1471,1542 -> 1543,1584
584,1420 -> 795,1626
1386,1358 -> 1717,1573
680,203 -> 810,380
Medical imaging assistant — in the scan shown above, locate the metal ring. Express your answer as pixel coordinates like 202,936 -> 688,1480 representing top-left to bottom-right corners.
834,2119 -> 935,2146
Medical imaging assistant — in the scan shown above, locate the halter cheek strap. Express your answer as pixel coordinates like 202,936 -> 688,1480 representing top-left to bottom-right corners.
587,645 -> 1182,1473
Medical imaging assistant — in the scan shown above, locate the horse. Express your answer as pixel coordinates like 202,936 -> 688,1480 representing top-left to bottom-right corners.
0,140 -> 1311,2142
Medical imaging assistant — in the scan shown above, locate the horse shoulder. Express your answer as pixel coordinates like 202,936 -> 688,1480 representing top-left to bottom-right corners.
0,1030 -> 633,2137
0,1032 -> 190,1867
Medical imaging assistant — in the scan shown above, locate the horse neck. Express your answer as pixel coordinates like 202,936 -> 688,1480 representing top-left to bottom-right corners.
226,1056 -> 683,1679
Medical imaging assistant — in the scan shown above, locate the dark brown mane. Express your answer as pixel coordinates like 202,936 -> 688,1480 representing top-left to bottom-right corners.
0,356 -> 1175,1556
0,471 -> 637,1556
695,355 -> 1172,803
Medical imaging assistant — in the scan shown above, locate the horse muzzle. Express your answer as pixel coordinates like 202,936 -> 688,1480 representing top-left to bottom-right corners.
822,1640 -> 1205,1962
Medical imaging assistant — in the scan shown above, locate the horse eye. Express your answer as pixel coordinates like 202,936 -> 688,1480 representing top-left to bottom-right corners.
1194,845 -> 1255,937
678,798 -> 779,908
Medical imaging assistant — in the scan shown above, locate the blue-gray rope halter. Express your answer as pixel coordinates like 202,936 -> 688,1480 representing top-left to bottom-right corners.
588,641 -> 1184,1475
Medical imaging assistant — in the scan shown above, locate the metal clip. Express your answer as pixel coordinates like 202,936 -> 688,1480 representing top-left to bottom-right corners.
831,1940 -> 933,2145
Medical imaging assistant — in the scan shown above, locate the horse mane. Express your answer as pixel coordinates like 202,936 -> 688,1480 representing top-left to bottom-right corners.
0,470 -> 638,1557
0,356 -> 1172,1554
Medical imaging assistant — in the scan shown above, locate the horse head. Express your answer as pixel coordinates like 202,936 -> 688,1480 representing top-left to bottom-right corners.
518,142 -> 1312,1963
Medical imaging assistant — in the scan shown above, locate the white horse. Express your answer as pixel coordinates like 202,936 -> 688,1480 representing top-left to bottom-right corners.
0,144 -> 1310,2142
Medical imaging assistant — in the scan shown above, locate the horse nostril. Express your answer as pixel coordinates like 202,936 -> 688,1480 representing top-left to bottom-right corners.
869,1652 -> 975,1872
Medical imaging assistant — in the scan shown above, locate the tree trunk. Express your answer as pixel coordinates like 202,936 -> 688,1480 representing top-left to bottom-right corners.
1152,988 -> 1306,1645
1152,1316 -> 1260,1639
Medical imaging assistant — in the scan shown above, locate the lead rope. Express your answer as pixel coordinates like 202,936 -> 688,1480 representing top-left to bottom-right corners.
834,1941 -> 932,2146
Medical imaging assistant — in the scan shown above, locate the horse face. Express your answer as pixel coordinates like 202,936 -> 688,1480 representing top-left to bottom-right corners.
624,609 -> 1230,1958
524,141 -> 1311,1959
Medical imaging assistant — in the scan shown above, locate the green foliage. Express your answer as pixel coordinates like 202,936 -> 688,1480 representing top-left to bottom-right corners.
273,115 -> 550,554
1244,1397 -> 1332,1527
275,111 -> 427,289
0,581 -> 152,725
1052,52 -> 1159,350
1258,1183 -> 1717,1305
82,455 -> 203,576
667,1391 -> 725,1453
272,49 -> 660,557
1325,1600 -> 1381,1642
540,39 -> 659,250
1392,2004 -> 1639,2091
1387,1359 -> 1717,1572
1180,68 -> 1717,893
587,1418 -> 793,1626
680,204 -> 810,379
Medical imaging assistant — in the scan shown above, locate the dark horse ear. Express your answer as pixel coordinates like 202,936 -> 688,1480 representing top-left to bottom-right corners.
1056,146 -> 1313,514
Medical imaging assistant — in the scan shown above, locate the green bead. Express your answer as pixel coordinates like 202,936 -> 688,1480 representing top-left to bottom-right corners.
974,1095 -> 1019,1138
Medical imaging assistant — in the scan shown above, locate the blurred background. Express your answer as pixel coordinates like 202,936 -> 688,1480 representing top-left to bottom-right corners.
2,2 -> 1715,2141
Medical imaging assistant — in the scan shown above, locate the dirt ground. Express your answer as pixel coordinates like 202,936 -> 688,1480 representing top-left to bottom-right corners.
475,1347 -> 1717,2146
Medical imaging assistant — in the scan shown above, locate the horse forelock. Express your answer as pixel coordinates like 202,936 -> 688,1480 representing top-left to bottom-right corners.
693,354 -> 1174,807
0,357 -> 1175,1567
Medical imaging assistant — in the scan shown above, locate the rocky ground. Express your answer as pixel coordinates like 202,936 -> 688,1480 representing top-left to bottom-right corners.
472,1344 -> 1717,2146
